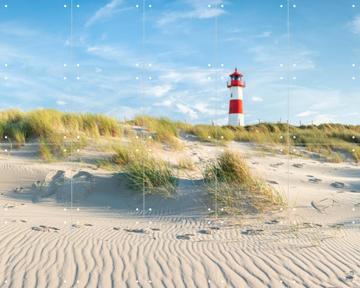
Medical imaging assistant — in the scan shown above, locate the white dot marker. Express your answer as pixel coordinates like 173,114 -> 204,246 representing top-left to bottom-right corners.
148,4 -> 152,8
293,4 -> 296,8
280,4 -> 284,8
4,4 -> 8,8
136,4 -> 139,8
76,4 -> 80,8
64,4 -> 67,8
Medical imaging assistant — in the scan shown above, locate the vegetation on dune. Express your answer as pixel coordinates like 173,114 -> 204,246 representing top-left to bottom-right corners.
0,109 -> 122,140
126,153 -> 177,198
0,109 -> 358,163
181,122 -> 359,163
177,157 -> 195,170
0,109 -> 122,161
131,115 -> 183,149
98,142 -> 178,197
204,151 -> 284,214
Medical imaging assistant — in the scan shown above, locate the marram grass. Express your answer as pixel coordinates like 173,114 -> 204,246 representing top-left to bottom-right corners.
204,151 -> 285,214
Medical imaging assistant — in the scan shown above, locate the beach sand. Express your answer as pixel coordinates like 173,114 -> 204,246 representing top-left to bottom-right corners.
0,140 -> 359,287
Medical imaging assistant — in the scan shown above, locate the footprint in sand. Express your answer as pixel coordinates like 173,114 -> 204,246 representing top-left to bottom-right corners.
124,228 -> 146,234
150,228 -> 160,231
209,226 -> 220,230
32,225 -> 60,232
84,223 -> 93,227
241,229 -> 264,235
113,227 -> 121,231
270,162 -> 284,168
293,163 -> 304,168
331,182 -> 345,189
176,234 -> 193,240
14,187 -> 24,193
308,177 -> 322,184
265,219 -> 279,225
198,229 -> 211,235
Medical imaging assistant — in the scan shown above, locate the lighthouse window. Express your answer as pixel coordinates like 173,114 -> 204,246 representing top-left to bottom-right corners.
231,93 -> 233,98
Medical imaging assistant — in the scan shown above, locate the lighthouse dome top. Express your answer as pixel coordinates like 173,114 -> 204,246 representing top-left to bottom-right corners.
229,68 -> 243,78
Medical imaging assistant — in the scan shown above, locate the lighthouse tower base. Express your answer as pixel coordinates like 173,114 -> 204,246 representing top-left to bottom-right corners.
228,114 -> 244,127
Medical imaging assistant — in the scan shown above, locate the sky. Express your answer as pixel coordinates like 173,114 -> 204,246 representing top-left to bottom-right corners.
0,0 -> 359,125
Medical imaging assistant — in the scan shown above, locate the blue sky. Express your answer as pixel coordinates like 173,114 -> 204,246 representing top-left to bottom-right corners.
0,0 -> 359,125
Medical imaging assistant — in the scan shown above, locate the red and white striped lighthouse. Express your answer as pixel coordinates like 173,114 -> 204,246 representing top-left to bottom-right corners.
227,68 -> 245,126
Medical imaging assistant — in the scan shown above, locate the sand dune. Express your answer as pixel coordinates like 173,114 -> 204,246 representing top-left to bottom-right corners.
0,140 -> 360,287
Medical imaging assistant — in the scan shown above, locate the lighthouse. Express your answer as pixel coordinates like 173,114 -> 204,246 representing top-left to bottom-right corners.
227,68 -> 245,126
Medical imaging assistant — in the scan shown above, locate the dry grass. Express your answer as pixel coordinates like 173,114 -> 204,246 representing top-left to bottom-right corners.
204,151 -> 284,214
177,157 -> 195,170
0,109 -> 121,161
98,141 -> 178,197
132,115 -> 183,150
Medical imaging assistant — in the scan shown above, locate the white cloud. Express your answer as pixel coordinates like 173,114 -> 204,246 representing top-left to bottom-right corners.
350,15 -> 360,34
251,96 -> 263,102
312,114 -> 336,125
154,99 -> 175,107
86,0 -> 130,27
158,0 -> 225,26
296,110 -> 317,117
176,103 -> 198,119
145,84 -> 172,98
56,100 -> 67,106
87,45 -> 136,64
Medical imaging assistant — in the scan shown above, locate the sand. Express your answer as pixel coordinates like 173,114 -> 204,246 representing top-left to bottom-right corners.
0,139 -> 360,287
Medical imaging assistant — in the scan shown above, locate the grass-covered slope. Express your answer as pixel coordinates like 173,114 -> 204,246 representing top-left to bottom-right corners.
1,109 -> 359,162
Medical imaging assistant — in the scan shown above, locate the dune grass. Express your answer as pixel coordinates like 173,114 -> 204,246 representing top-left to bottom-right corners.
181,122 -> 359,163
204,151 -> 284,214
98,141 -> 178,197
126,154 -> 177,198
131,115 -> 183,149
177,157 -> 195,170
0,109 -> 122,160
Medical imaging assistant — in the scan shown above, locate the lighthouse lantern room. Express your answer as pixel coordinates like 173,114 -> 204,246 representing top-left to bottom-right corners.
227,68 -> 245,126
